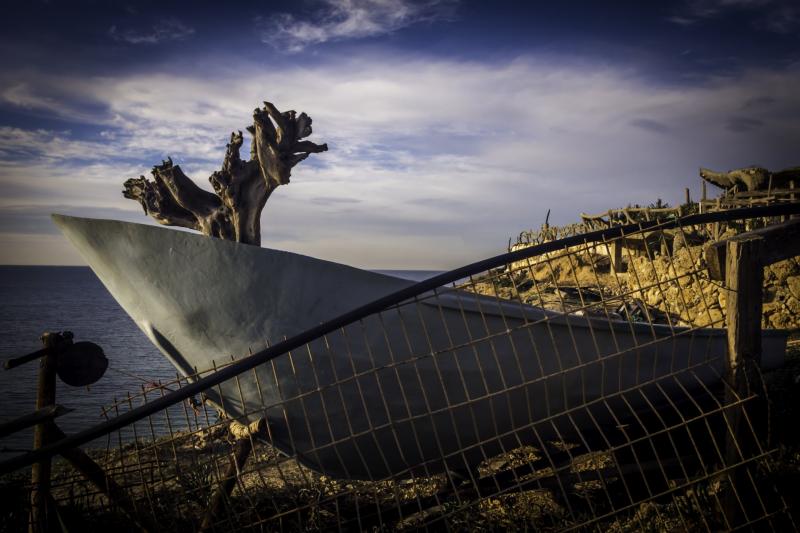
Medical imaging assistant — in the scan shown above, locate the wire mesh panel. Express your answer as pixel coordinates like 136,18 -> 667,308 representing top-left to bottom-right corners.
2,207 -> 798,531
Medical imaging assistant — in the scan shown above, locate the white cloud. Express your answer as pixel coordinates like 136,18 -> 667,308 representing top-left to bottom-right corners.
109,19 -> 195,45
0,54 -> 798,268
0,127 -> 124,162
258,0 -> 457,52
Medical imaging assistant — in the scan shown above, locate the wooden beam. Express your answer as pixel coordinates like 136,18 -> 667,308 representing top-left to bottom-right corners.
49,424 -> 153,533
705,218 -> 800,281
0,405 -> 72,440
3,348 -> 49,370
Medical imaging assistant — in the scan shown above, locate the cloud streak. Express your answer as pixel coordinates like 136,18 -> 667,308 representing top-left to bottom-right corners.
257,0 -> 457,52
109,19 -> 195,45
669,0 -> 800,33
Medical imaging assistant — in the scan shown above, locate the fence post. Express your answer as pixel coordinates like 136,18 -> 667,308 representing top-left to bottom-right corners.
29,333 -> 61,533
722,236 -> 764,527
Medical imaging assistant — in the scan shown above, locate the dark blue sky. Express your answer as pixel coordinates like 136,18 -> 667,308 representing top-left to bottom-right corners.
2,1 -> 796,74
1,0 -> 798,266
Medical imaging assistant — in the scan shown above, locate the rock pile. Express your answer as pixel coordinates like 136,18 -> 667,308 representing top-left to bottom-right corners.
626,240 -> 800,329
494,228 -> 800,330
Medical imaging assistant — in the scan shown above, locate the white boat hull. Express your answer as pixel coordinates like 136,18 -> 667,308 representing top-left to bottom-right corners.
53,215 -> 787,480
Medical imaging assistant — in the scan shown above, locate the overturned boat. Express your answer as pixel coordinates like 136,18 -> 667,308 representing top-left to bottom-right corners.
53,215 -> 788,480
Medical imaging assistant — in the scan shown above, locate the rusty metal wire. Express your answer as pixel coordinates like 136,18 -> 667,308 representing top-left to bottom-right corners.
3,206 -> 799,532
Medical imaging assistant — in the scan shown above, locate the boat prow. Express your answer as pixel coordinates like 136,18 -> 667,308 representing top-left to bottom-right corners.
53,214 -> 789,480
52,214 -> 415,378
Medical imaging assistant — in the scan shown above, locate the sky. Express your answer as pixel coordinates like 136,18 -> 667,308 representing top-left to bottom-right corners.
0,0 -> 798,269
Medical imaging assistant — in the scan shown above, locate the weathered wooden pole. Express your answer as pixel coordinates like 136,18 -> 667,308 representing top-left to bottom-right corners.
29,332 -> 63,533
722,236 -> 764,528
705,219 -> 800,527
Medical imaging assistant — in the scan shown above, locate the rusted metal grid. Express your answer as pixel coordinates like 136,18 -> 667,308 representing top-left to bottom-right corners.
4,208 -> 799,532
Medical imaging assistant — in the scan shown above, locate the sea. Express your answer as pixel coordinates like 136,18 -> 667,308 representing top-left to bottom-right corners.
0,266 -> 442,453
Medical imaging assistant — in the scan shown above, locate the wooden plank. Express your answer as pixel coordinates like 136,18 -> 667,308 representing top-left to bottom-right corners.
731,187 -> 799,199
706,218 -> 800,280
0,405 -> 72,440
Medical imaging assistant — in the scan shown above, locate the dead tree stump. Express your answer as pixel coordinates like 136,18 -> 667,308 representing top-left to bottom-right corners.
123,102 -> 327,246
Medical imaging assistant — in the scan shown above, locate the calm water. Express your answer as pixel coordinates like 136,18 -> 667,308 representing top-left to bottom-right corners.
0,266 -> 441,452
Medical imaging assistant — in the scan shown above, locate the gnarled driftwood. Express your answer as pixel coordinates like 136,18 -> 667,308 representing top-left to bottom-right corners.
123,101 -> 327,245
699,166 -> 800,193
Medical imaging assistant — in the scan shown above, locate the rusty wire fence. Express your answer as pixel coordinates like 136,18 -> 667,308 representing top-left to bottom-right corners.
2,205 -> 800,532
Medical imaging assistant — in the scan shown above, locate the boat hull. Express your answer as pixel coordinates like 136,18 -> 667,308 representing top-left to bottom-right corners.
53,215 -> 788,480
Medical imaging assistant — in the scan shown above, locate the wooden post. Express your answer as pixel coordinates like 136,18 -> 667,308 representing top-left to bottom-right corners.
684,187 -> 691,206
704,221 -> 800,527
722,236 -> 764,528
610,239 -> 624,273
29,333 -> 61,533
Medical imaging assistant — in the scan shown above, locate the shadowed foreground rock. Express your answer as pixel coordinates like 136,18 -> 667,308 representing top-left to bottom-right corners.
123,101 -> 328,246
